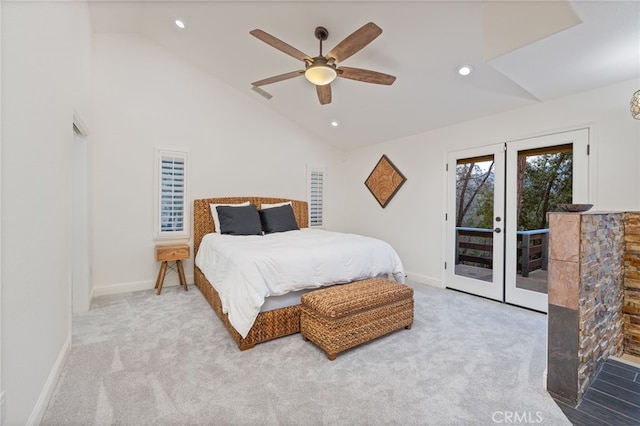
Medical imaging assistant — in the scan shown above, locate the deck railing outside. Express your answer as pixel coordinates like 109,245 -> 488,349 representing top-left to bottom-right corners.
455,227 -> 549,277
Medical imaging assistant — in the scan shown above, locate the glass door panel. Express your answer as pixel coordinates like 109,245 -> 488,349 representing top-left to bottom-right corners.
514,145 -> 572,295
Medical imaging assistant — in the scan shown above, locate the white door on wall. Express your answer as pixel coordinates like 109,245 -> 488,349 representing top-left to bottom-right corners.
504,128 -> 589,312
445,128 -> 590,312
445,143 -> 506,302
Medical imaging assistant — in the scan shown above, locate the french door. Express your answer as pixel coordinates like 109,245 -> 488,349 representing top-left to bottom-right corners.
446,144 -> 506,301
445,129 -> 589,311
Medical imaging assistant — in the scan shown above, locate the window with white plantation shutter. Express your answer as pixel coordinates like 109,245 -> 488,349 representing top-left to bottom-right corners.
307,166 -> 324,227
155,149 -> 189,239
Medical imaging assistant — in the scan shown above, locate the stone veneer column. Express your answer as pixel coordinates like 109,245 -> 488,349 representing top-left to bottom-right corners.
623,212 -> 640,356
547,212 -> 624,405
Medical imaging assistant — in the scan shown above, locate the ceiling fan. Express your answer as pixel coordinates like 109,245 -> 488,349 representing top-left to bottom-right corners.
250,22 -> 396,105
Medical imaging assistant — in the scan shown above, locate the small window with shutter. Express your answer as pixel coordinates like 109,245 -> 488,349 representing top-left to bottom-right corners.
307,166 -> 324,227
155,148 -> 188,240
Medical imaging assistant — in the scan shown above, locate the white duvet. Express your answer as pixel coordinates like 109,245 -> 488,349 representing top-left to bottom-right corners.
195,228 -> 405,337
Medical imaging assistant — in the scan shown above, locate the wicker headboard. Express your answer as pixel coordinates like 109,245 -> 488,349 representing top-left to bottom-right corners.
193,197 -> 309,255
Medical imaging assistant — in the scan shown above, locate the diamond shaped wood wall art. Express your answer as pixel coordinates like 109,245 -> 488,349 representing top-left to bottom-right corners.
365,155 -> 407,208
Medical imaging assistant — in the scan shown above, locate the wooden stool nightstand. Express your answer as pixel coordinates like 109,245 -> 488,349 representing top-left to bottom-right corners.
154,243 -> 189,295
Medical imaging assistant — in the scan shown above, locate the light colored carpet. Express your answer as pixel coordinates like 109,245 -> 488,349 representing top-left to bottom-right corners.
42,282 -> 570,425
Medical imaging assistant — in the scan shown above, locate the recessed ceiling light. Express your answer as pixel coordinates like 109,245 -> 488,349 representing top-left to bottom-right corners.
331,121 -> 339,127
457,65 -> 473,76
175,19 -> 186,29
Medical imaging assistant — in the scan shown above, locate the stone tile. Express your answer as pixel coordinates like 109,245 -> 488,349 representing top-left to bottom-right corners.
549,259 -> 579,310
549,213 -> 580,262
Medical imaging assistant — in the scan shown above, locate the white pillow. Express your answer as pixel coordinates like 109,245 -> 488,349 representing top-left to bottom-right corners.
260,201 -> 292,209
210,202 -> 250,233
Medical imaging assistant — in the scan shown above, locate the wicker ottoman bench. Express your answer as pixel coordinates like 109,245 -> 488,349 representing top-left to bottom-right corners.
300,278 -> 414,360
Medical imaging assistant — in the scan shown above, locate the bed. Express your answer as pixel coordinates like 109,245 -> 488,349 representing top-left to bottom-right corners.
193,196 -> 404,350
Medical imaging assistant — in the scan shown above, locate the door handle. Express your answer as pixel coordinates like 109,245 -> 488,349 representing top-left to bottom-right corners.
494,228 -> 502,233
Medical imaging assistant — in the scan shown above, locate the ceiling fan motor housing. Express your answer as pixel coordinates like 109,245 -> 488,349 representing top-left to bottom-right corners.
314,26 -> 329,42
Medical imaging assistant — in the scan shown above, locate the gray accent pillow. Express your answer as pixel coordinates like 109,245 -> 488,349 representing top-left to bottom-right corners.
216,204 -> 263,236
259,204 -> 300,234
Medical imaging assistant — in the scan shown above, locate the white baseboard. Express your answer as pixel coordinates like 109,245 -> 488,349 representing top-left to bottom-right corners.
92,275 -> 194,297
0,390 -> 5,425
27,333 -> 71,426
405,271 -> 443,288
88,285 -> 96,309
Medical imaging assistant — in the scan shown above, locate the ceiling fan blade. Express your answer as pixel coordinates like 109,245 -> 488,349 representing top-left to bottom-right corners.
316,84 -> 332,105
326,22 -> 382,64
251,70 -> 304,87
338,67 -> 396,85
250,29 -> 312,62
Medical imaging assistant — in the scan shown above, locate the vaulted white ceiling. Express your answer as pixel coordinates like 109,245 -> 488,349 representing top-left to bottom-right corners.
88,1 -> 640,150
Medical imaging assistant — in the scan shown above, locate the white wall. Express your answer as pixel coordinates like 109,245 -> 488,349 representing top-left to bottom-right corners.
91,33 -> 344,295
1,1 -> 92,424
342,79 -> 640,287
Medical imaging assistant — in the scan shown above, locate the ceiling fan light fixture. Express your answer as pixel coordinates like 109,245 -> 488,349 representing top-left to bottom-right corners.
305,64 -> 337,86
631,90 -> 640,119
